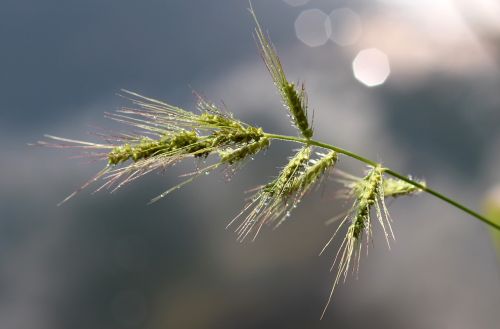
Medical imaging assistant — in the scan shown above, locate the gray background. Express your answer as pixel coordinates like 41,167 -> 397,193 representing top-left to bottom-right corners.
1,0 -> 499,328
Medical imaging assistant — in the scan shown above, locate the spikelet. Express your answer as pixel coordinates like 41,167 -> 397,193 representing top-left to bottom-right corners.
294,151 -> 338,196
36,91 -> 269,204
320,165 -> 393,319
230,148 -> 338,241
219,137 -> 270,165
249,4 -> 313,139
383,177 -> 425,198
336,170 -> 425,200
229,147 -> 311,241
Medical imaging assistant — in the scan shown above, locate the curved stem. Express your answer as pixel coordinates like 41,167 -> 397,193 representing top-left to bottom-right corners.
264,133 -> 500,231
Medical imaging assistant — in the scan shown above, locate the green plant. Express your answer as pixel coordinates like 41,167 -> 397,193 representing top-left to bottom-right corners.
484,187 -> 500,260
36,4 -> 500,318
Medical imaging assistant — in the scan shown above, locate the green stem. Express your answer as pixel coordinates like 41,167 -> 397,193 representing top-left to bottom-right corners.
264,133 -> 500,231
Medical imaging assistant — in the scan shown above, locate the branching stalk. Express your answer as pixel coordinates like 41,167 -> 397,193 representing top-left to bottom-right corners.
264,133 -> 500,231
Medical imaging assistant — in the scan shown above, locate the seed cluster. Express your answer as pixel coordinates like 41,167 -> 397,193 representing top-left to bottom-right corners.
351,166 -> 383,239
265,146 -> 311,197
219,137 -> 270,165
107,131 -> 204,165
251,6 -> 313,139
320,165 -> 398,318
294,151 -> 338,194
231,148 -> 339,241
383,177 -> 425,198
107,125 -> 266,166
230,147 -> 311,241
283,82 -> 313,138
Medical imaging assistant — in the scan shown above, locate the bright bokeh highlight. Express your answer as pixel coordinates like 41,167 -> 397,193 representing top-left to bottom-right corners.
352,48 -> 391,87
294,9 -> 331,47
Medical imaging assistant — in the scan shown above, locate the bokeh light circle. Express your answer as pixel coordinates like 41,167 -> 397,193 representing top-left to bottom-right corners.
329,8 -> 363,46
283,0 -> 310,6
352,48 -> 391,87
294,9 -> 331,47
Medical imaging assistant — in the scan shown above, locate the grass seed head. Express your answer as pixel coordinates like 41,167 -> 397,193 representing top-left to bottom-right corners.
37,91 -> 268,204
249,4 -> 313,139
230,148 -> 338,242
320,165 -> 394,319
219,137 -> 270,165
383,177 -> 425,198
292,150 -> 338,195
229,146 -> 311,241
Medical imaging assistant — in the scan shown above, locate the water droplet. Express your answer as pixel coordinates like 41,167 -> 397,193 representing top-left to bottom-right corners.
250,157 -> 255,161
205,171 -> 210,175
286,211 -> 291,217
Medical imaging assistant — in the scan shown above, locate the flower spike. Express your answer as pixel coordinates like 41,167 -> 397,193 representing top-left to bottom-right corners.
36,91 -> 269,204
249,4 -> 313,139
320,165 -> 392,319
230,148 -> 338,241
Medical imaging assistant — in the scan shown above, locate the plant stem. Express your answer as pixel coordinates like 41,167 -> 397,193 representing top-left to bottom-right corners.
264,133 -> 500,231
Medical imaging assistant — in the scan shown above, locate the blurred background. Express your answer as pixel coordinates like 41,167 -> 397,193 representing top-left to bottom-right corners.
1,0 -> 500,328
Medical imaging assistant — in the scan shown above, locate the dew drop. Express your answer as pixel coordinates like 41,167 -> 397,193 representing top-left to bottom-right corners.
205,171 -> 210,175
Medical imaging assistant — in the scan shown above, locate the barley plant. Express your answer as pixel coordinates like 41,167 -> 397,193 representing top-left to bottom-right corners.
36,4 -> 500,319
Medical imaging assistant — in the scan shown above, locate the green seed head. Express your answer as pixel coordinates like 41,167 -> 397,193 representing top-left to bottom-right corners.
107,130 -> 208,165
383,178 -> 425,198
198,112 -> 242,130
250,6 -> 313,139
294,151 -> 338,193
211,126 -> 264,146
219,137 -> 270,165
264,146 -> 311,197
351,166 -> 383,239
283,83 -> 313,139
